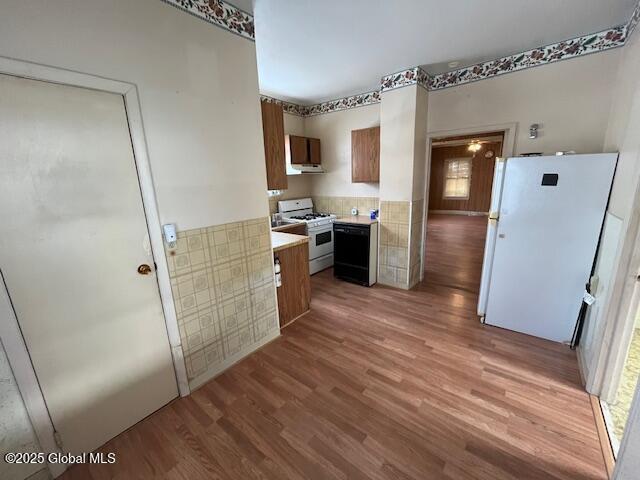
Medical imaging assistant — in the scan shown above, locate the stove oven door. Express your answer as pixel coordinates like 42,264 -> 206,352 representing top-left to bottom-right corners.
308,224 -> 333,260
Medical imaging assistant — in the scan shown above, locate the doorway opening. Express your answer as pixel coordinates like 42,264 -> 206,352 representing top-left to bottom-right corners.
423,131 -> 504,296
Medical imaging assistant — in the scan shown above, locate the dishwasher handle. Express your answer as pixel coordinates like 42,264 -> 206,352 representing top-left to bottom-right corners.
334,224 -> 369,236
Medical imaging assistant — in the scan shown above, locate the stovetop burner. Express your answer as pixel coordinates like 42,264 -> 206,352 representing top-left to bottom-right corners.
290,212 -> 332,221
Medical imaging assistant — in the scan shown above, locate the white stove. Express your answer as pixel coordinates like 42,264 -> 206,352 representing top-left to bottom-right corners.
278,198 -> 336,274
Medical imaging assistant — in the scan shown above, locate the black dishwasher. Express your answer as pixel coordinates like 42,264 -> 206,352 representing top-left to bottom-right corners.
333,222 -> 371,286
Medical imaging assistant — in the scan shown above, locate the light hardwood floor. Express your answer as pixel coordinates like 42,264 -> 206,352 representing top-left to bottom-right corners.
424,213 -> 488,294
61,214 -> 606,479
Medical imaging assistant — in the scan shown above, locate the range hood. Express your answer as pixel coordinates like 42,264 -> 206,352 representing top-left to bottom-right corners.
284,135 -> 324,174
286,162 -> 325,175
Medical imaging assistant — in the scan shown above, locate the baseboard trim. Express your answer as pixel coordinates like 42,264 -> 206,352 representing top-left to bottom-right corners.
576,346 -> 587,387
429,210 -> 488,216
377,279 -> 410,290
188,328 -> 281,391
281,309 -> 310,330
590,394 -> 616,479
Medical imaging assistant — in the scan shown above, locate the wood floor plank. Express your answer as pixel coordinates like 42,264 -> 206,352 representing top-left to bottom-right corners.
60,214 -> 606,480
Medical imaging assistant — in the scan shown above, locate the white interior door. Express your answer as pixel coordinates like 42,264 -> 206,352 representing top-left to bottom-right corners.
0,74 -> 178,454
485,154 -> 617,342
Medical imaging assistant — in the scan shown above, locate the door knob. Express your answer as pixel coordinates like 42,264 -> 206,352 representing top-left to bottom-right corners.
137,264 -> 153,275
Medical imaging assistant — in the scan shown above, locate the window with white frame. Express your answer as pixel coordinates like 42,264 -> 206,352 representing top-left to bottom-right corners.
443,157 -> 472,199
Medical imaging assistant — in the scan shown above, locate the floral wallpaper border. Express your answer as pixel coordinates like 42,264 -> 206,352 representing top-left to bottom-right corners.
261,91 -> 382,117
260,95 -> 309,116
259,1 -> 640,115
381,66 -> 430,92
262,23 -> 630,115
428,25 -> 626,90
306,90 -> 381,117
161,0 -> 254,41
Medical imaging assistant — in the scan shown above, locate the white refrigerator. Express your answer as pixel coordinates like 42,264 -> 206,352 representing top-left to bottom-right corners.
477,153 -> 617,343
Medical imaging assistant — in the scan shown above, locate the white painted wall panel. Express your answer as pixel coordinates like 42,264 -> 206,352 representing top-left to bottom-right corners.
0,0 -> 268,230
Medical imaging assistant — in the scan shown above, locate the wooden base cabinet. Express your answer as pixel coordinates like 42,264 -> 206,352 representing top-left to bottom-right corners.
274,243 -> 310,328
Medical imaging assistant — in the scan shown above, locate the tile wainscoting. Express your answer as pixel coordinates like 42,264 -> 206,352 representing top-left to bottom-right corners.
379,201 -> 410,289
165,217 -> 280,389
409,199 -> 425,288
378,200 -> 425,289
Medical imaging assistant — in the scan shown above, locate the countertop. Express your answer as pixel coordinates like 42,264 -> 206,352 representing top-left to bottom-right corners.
271,231 -> 309,252
271,222 -> 301,232
335,215 -> 378,225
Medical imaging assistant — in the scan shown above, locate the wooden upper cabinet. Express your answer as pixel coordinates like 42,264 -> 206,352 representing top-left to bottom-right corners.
285,135 -> 322,165
351,126 -> 380,183
260,100 -> 287,190
308,137 -> 321,165
287,135 -> 309,164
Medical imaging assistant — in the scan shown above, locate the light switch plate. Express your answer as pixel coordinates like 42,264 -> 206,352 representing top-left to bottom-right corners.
583,291 -> 596,306
163,224 -> 177,247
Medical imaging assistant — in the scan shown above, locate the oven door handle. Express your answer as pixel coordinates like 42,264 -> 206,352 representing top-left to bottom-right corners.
309,225 -> 334,234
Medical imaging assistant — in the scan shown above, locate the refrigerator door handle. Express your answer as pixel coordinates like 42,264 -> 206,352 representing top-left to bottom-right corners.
478,157 -> 507,318
478,217 -> 499,317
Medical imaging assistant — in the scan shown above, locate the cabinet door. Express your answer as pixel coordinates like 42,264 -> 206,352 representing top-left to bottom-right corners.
287,135 -> 309,164
308,137 -> 321,165
351,126 -> 380,182
261,101 -> 287,190
275,243 -> 310,327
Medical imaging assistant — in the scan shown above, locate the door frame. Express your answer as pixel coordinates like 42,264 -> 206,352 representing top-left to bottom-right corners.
0,56 -> 189,475
420,122 -> 517,280
587,175 -> 640,401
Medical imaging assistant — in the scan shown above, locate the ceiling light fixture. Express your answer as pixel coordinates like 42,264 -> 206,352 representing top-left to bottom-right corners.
468,142 -> 481,152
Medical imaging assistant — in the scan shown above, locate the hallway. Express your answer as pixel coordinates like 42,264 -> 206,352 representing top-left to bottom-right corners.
423,214 -> 488,295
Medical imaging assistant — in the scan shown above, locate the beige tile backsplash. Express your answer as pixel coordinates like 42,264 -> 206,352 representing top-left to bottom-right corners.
313,196 -> 378,216
165,216 -> 278,388
269,193 -> 379,217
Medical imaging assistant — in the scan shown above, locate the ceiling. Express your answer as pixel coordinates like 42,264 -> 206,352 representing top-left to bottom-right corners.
253,0 -> 636,104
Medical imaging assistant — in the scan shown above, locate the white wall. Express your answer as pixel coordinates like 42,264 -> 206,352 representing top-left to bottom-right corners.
412,86 -> 429,201
604,32 -> 640,222
428,49 -> 621,156
305,104 -> 380,197
580,27 -> 640,392
379,86 -> 422,201
284,112 -> 305,136
0,0 -> 268,230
